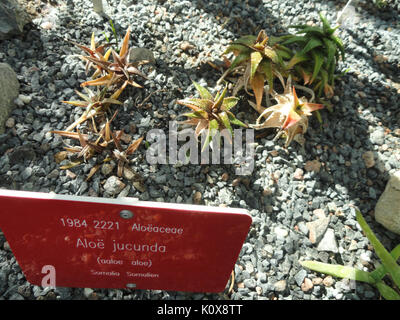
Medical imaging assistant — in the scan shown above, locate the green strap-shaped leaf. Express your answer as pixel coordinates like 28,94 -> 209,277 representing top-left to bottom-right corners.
264,47 -> 279,64
182,111 -> 207,119
223,43 -> 251,55
250,51 -> 263,80
192,81 -> 213,100
370,244 -> 400,282
300,261 -> 375,284
300,37 -> 323,55
275,48 -> 293,60
222,97 -> 239,111
375,280 -> 400,300
258,60 -> 274,92
310,50 -> 324,84
356,210 -> 400,288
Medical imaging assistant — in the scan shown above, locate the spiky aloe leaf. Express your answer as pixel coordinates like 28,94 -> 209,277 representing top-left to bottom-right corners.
287,52 -> 309,70
300,37 -> 323,54
214,86 -> 228,110
330,34 -> 345,61
233,35 -> 257,46
293,26 -> 326,37
250,51 -> 263,80
319,13 -> 337,36
218,111 -> 233,134
193,81 -> 213,100
178,98 -> 213,112
250,72 -> 265,113
227,111 -> 247,128
310,50 -> 324,84
282,35 -> 309,46
202,118 -> 219,152
356,210 -> 400,289
322,38 -> 337,71
222,97 -> 239,111
223,43 -> 251,55
300,261 -> 374,284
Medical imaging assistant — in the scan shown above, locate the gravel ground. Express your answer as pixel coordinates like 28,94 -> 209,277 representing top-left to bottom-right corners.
0,0 -> 400,300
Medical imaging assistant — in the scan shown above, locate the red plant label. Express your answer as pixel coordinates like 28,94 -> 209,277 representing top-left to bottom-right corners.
0,190 -> 251,292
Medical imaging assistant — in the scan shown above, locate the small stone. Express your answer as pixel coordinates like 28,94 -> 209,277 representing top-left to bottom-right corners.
322,276 -> 335,287
294,269 -> 307,286
362,151 -> 375,168
301,278 -> 314,292
123,167 -> 135,180
375,171 -> 400,235
317,228 -> 338,253
66,170 -> 76,179
83,288 -> 94,298
5,117 -> 15,128
180,41 -> 195,51
104,176 -> 126,196
263,188 -> 272,196
101,163 -> 115,176
54,151 -> 68,164
274,226 -> 288,239
306,216 -> 330,244
293,168 -> 304,180
232,178 -> 241,186
273,280 -> 287,292
313,208 -> 326,219
221,173 -> 229,181
3,241 -> 11,251
304,160 -> 322,173
193,191 -> 202,204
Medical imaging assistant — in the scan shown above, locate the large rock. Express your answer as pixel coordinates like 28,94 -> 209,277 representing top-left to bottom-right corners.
0,0 -> 31,40
375,171 -> 400,235
0,63 -> 19,134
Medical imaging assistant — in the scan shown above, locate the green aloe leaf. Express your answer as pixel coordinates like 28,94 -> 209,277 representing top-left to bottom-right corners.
222,97 -> 239,111
223,43 -> 251,55
233,35 -> 257,46
227,111 -> 247,128
264,47 -> 279,64
319,13 -> 336,35
218,111 -> 233,134
202,119 -> 219,152
300,261 -> 375,284
356,210 -> 400,289
282,36 -> 309,46
250,51 -> 263,80
287,52 -> 309,70
192,81 -> 213,100
375,280 -> 400,300
295,26 -> 326,37
228,52 -> 250,72
322,38 -> 337,72
370,244 -> 400,282
214,86 -> 228,110
330,34 -> 345,61
310,50 -> 324,84
300,37 -> 323,54
182,111 -> 207,119
179,98 -> 213,111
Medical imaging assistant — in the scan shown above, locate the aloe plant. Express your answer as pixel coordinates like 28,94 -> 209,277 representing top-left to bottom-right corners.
219,30 -> 292,113
301,209 -> 400,300
282,13 -> 345,98
177,81 -> 247,151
